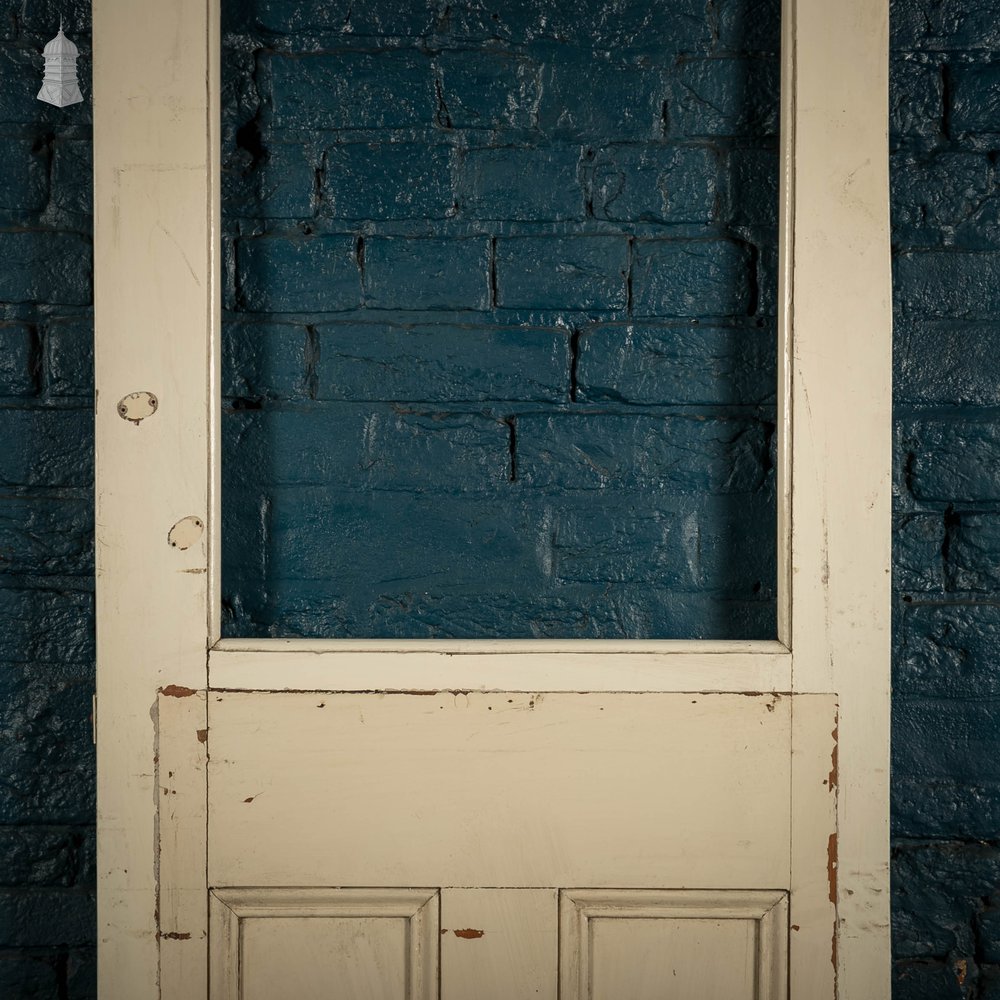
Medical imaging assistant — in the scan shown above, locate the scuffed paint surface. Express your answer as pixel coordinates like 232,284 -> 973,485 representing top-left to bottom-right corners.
220,0 -> 781,639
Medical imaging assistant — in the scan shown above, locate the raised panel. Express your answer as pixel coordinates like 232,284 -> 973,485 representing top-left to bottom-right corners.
209,888 -> 439,1000
559,889 -> 788,1000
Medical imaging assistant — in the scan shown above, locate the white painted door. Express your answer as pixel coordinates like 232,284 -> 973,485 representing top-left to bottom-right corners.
93,0 -> 892,997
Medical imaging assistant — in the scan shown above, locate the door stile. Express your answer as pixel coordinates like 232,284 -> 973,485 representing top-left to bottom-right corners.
94,0 -> 215,995
784,0 -> 892,993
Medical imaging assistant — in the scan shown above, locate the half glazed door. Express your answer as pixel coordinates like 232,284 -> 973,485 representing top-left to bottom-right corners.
94,0 -> 892,997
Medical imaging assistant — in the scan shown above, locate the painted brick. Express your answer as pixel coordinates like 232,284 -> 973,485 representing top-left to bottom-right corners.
223,322 -> 309,399
495,236 -> 628,310
0,953 -> 61,999
727,147 -> 779,228
0,495 -> 93,576
715,0 -> 781,53
946,515 -> 1000,592
66,948 -> 96,1000
256,487 -> 773,598
313,323 -> 569,402
363,237 -> 490,310
229,0 -> 437,36
901,418 -> 1000,502
544,492 -> 775,592
590,145 -> 718,224
323,143 -> 454,220
245,143 -> 318,220
576,324 -> 775,405
0,589 -> 93,665
0,663 -> 94,824
669,58 -> 779,138
951,63 -> 1000,136
267,51 -> 433,130
892,0 -> 1000,52
895,604 -> 1000,699
0,889 -> 94,948
0,135 -> 48,212
895,251 -> 1000,318
44,318 -> 94,398
17,0 -> 91,34
50,140 -> 93,217
236,573 -> 774,640
237,234 -> 360,313
893,843 -> 1000,958
895,320 -> 1000,405
0,828 -> 87,887
889,59 -> 943,139
980,910 -> 1000,964
631,239 -> 751,318
0,231 -> 91,306
894,514 -> 946,592
894,701 -> 1000,808
432,0 -> 715,51
433,51 -> 542,130
892,960 -> 971,1000
536,59 -> 669,140
0,324 -> 37,397
516,414 -> 771,493
225,406 -> 510,489
458,145 -> 582,221
894,775 -> 1000,840
891,153 -> 996,247
0,410 -> 91,487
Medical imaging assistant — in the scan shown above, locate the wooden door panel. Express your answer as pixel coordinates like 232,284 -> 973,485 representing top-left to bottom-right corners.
209,888 -> 439,1000
207,691 -> 793,889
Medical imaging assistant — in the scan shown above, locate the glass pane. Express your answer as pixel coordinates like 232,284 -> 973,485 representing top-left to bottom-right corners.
220,0 -> 780,639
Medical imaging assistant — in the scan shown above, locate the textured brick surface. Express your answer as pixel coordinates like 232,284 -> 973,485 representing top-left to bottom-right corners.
0,5 -> 96,995
891,0 -> 1000,991
220,0 -> 780,642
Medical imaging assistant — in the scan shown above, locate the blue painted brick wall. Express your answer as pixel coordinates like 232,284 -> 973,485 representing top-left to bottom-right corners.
0,1 -> 96,998
220,0 -> 782,639
891,0 -> 1000,996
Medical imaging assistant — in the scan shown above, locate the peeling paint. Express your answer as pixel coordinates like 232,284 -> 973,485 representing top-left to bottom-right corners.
160,931 -> 191,941
828,723 -> 839,791
453,928 -> 485,939
161,685 -> 196,698
828,832 -> 838,905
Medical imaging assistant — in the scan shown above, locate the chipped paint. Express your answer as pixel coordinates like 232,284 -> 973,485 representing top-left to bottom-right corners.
196,729 -> 208,743
161,685 -> 196,698
828,723 -> 839,791
827,833 -> 838,905
160,931 -> 191,941
453,928 -> 485,939
955,958 -> 968,986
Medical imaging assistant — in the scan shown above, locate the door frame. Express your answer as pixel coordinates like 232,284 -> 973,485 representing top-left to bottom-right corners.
93,0 -> 892,994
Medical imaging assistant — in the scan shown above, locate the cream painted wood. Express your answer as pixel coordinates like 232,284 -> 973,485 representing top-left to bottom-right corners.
209,639 -> 792,692
207,692 -> 793,889
209,888 -> 438,1000
93,0 -> 215,992
156,691 -> 208,997
440,889 -> 558,1000
95,0 -> 891,995
783,1 -> 893,993
559,889 -> 788,1000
